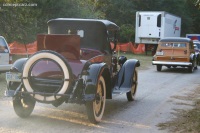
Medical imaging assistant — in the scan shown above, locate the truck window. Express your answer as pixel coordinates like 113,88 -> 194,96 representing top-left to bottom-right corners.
139,15 -> 141,27
157,14 -> 161,27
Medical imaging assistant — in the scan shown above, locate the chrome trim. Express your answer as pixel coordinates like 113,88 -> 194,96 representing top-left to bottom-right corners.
152,61 -> 192,66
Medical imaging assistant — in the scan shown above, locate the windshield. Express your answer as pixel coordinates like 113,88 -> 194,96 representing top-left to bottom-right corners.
194,43 -> 200,49
0,37 -> 9,53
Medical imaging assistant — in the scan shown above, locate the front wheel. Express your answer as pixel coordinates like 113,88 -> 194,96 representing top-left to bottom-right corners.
86,76 -> 106,124
126,69 -> 138,101
13,90 -> 36,118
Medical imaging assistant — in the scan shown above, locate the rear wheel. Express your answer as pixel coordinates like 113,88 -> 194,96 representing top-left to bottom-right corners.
86,76 -> 106,124
188,66 -> 194,73
126,70 -> 138,101
188,62 -> 194,73
13,89 -> 36,118
157,65 -> 162,71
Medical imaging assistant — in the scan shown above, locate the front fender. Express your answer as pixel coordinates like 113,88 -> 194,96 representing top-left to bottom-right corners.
10,58 -> 28,73
196,53 -> 200,65
190,53 -> 195,62
114,59 -> 140,92
82,62 -> 110,100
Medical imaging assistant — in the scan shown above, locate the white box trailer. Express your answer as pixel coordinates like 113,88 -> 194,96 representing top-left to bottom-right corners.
135,11 -> 181,45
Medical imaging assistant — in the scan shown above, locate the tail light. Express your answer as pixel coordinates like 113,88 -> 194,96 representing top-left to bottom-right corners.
9,54 -> 12,64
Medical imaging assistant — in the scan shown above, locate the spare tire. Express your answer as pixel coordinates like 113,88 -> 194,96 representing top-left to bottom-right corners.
22,50 -> 72,102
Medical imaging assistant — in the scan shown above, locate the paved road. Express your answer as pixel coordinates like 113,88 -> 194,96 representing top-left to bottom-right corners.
0,65 -> 199,133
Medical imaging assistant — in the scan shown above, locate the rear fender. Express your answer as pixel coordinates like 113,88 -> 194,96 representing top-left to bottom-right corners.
82,62 -> 111,101
5,58 -> 27,97
114,59 -> 140,92
10,58 -> 28,73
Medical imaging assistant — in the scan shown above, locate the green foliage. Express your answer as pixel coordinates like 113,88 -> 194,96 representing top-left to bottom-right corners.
119,24 -> 135,43
0,0 -> 200,43
0,0 -> 81,43
0,0 -> 39,43
75,0 -> 105,19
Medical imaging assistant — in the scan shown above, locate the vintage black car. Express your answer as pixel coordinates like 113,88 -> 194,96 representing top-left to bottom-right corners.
5,18 -> 140,123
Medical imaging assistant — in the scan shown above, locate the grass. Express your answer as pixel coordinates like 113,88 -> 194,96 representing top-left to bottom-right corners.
118,52 -> 153,70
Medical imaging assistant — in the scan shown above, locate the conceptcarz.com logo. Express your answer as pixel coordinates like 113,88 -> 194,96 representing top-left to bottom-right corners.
2,3 -> 37,7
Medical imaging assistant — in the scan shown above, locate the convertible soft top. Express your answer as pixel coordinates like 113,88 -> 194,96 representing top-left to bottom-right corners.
47,18 -> 119,51
48,18 -> 120,31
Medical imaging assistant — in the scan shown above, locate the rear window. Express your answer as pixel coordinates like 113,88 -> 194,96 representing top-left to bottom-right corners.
0,37 -> 9,53
160,43 -> 186,48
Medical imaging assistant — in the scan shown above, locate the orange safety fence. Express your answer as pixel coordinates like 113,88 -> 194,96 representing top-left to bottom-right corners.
9,41 -> 145,55
9,41 -> 37,55
130,43 -> 145,54
111,42 -> 145,54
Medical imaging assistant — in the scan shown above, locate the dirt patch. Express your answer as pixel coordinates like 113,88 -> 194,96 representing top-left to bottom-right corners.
158,86 -> 200,133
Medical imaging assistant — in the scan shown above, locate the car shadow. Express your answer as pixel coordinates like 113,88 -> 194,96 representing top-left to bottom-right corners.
160,67 -> 196,74
12,97 -> 136,129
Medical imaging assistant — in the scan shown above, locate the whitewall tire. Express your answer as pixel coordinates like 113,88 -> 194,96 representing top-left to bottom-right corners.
22,50 -> 71,102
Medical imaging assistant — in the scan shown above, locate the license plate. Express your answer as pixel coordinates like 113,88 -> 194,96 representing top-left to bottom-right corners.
156,51 -> 164,55
6,72 -> 21,82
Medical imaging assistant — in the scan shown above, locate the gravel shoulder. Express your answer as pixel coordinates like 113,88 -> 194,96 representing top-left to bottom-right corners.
158,85 -> 200,132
